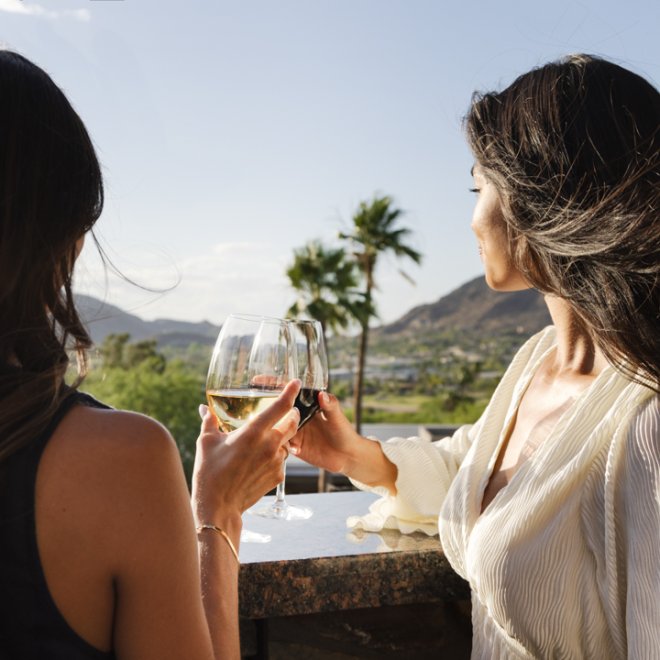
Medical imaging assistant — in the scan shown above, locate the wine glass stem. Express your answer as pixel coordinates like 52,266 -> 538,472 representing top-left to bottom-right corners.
274,459 -> 287,508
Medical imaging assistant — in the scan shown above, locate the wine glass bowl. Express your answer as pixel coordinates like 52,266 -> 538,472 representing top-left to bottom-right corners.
206,314 -> 294,432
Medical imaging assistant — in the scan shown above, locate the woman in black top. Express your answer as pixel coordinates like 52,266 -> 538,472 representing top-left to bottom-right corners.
0,50 -> 300,659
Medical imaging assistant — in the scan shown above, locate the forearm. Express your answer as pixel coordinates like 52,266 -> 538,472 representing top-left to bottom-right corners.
344,436 -> 398,495
196,512 -> 242,660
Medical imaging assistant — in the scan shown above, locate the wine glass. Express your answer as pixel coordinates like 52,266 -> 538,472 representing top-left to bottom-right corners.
292,319 -> 329,428
254,319 -> 328,520
206,314 -> 296,541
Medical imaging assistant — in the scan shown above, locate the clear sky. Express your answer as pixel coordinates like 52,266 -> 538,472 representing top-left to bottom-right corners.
2,0 -> 658,326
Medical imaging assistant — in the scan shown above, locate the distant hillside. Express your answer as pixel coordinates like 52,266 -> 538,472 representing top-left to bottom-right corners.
380,276 -> 551,336
75,295 -> 220,347
76,277 -> 551,349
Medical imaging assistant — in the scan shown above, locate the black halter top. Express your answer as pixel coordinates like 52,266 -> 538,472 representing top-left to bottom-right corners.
0,391 -> 116,659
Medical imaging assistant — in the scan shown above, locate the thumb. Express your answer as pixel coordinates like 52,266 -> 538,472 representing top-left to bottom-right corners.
198,403 -> 218,433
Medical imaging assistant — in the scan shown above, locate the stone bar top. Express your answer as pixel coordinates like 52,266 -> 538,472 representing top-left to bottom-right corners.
238,491 -> 469,619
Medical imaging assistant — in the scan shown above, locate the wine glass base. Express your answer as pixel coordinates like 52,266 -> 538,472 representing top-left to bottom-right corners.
240,529 -> 272,543
252,501 -> 313,521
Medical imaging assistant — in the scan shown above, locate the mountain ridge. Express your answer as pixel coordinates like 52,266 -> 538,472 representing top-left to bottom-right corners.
75,294 -> 220,347
379,276 -> 551,337
76,276 -> 551,348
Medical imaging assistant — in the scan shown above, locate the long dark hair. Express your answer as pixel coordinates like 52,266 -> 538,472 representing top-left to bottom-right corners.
465,54 -> 660,389
0,51 -> 103,461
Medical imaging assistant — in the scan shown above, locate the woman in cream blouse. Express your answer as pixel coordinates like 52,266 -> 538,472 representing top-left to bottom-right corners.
290,54 -> 660,659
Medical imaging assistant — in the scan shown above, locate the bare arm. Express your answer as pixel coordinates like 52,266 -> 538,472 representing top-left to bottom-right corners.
195,512 -> 242,659
191,380 -> 301,658
109,420 -> 217,660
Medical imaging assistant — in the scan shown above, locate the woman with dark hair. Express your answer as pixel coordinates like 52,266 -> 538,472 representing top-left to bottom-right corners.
0,51 -> 301,659
292,54 -> 659,658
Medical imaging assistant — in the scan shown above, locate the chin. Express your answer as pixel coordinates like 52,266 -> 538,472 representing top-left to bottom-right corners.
484,271 -> 531,292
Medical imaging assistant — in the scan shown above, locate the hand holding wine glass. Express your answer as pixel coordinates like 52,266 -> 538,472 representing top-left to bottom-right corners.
201,314 -> 300,541
287,389 -> 360,474
193,379 -> 301,523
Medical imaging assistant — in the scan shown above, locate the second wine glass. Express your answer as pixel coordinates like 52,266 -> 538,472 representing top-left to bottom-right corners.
254,319 -> 328,520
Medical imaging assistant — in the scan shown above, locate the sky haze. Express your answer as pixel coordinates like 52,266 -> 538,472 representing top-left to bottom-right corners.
2,0 -> 658,327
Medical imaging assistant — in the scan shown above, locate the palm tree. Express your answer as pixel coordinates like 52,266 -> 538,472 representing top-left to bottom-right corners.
340,195 -> 422,433
286,240 -> 359,348
286,240 -> 360,492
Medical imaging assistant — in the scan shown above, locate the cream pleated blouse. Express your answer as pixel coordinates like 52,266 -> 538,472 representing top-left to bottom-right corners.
349,327 -> 660,659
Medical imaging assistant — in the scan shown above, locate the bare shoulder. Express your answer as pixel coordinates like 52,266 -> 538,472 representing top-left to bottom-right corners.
39,402 -> 190,561
47,403 -> 183,480
36,400 -> 199,652
59,403 -> 176,451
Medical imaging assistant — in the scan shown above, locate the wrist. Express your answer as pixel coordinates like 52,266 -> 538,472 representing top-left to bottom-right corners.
346,436 -> 397,493
193,503 -> 243,542
342,434 -> 373,479
196,523 -> 241,564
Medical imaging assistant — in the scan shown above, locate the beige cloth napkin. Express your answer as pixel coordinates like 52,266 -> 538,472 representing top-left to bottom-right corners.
346,485 -> 439,536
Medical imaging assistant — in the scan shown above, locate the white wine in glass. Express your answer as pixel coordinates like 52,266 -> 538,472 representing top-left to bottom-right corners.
206,388 -> 281,432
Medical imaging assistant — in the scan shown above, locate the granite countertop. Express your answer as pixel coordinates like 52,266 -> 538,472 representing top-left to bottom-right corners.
239,491 -> 469,619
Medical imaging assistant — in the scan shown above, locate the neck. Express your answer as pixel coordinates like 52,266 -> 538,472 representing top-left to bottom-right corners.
544,296 -> 608,379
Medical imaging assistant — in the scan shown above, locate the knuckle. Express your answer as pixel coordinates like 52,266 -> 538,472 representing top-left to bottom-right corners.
267,433 -> 280,451
264,438 -> 280,461
285,414 -> 299,435
198,431 -> 216,449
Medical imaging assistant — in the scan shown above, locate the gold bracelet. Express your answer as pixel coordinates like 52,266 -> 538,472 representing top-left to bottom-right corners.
196,524 -> 240,564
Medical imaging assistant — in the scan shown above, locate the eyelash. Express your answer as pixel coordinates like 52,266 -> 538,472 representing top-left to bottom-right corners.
469,188 -> 480,193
